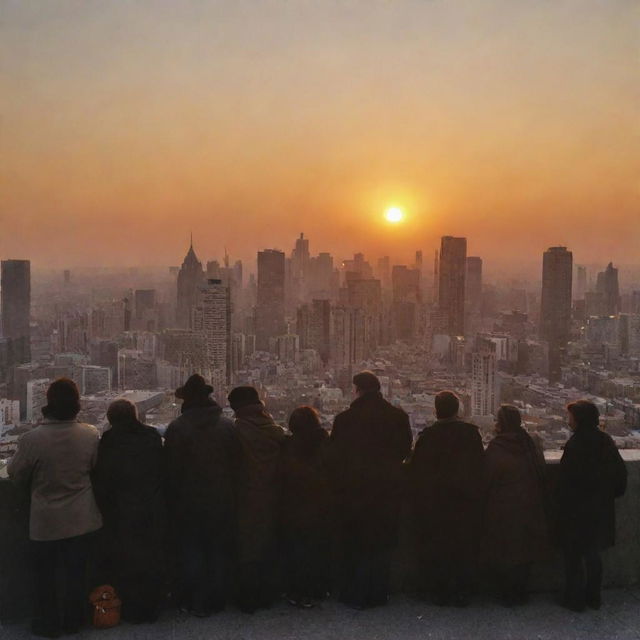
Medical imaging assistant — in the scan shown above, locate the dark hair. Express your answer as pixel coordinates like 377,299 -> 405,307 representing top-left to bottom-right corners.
107,399 -> 138,425
435,390 -> 460,420
175,373 -> 213,401
497,404 -> 522,433
353,370 -> 381,394
228,386 -> 261,411
567,400 -> 600,429
288,406 -> 321,435
42,378 -> 81,421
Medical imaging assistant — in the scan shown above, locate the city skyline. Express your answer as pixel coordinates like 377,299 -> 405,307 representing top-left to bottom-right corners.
1,1 -> 638,270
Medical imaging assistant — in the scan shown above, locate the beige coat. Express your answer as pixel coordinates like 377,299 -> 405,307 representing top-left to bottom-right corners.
8,419 -> 103,541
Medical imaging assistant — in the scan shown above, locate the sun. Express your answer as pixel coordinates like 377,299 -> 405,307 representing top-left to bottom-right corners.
384,206 -> 404,223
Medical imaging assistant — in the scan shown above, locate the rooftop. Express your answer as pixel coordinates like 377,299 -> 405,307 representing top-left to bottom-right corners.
3,591 -> 640,640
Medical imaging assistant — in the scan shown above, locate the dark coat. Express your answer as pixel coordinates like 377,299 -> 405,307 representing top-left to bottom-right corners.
92,420 -> 166,610
164,402 -> 241,528
329,391 -> 412,551
481,429 -> 550,568
409,418 -> 484,558
556,425 -> 627,551
280,427 -> 332,535
234,404 -> 286,564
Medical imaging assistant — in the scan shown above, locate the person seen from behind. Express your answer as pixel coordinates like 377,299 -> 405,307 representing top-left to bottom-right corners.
92,399 -> 166,623
280,406 -> 332,608
556,400 -> 627,612
329,371 -> 412,610
409,390 -> 484,607
164,374 -> 241,617
8,378 -> 103,638
481,405 -> 550,606
228,385 -> 286,613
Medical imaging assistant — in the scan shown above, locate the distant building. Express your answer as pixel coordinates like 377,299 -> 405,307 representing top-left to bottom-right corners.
540,246 -> 572,382
471,337 -> 498,417
256,249 -> 286,351
438,237 -> 466,336
26,378 -> 50,423
596,262 -> 620,316
465,256 -> 483,317
574,265 -> 587,301
297,299 -> 331,364
0,399 -> 20,428
176,239 -> 204,329
1,260 -> 31,365
194,279 -> 231,386
79,365 -> 111,395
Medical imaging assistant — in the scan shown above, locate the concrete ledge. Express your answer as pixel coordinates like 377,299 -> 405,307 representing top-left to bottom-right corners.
2,452 -> 640,624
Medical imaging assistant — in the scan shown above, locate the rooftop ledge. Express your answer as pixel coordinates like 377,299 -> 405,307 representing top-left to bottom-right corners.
2,452 -> 640,637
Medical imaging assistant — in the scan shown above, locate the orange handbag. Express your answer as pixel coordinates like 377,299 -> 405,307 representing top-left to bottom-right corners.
89,585 -> 122,629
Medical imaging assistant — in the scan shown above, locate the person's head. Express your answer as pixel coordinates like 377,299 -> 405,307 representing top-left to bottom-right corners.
435,390 -> 460,420
175,374 -> 213,404
107,399 -> 138,426
42,378 -> 81,421
496,405 -> 522,434
352,371 -> 381,397
227,386 -> 261,412
288,406 -> 321,435
567,400 -> 599,432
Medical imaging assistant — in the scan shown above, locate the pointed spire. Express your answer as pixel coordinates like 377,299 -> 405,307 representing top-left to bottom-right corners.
190,231 -> 193,249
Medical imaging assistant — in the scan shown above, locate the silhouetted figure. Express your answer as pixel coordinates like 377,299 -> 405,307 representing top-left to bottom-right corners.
228,386 -> 286,613
280,406 -> 332,608
329,371 -> 412,609
164,375 -> 241,616
409,390 -> 484,607
481,405 -> 550,606
8,378 -> 103,638
557,400 -> 627,612
92,400 -> 166,623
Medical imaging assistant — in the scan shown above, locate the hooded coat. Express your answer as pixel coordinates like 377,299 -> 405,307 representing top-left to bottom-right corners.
556,425 -> 627,551
481,429 -> 550,568
234,404 -> 286,564
409,418 -> 484,560
329,391 -> 412,551
164,401 -> 241,528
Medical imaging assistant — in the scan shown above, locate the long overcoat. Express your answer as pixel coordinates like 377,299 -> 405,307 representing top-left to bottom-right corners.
329,391 -> 412,551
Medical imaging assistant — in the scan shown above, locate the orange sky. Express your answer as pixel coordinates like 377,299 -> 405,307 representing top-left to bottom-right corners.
1,1 -> 638,274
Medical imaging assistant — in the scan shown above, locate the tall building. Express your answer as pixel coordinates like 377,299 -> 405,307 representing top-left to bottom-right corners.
540,246 -> 573,382
1,259 -> 31,364
176,239 -> 204,329
256,249 -> 286,350
471,337 -> 498,417
297,299 -> 331,363
194,279 -> 231,386
465,257 -> 483,316
438,237 -> 467,336
26,378 -> 50,423
596,262 -> 620,316
574,265 -> 587,301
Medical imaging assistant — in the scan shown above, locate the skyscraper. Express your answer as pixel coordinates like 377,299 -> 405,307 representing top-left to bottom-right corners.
194,279 -> 231,386
596,262 -> 620,316
471,337 -> 498,416
176,239 -> 204,329
1,259 -> 31,364
438,237 -> 467,336
540,246 -> 573,382
256,249 -> 286,350
574,265 -> 587,301
465,256 -> 483,316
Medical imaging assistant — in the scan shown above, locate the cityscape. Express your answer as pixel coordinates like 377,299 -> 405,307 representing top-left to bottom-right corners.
1,233 -> 639,470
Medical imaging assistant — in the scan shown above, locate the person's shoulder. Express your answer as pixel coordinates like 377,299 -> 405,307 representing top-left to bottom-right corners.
76,422 -> 99,437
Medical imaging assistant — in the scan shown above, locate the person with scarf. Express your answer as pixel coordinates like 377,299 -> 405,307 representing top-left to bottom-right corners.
92,399 -> 166,623
481,405 -> 550,606
409,390 -> 484,607
280,406 -> 332,608
329,371 -> 412,610
164,374 -> 241,616
556,400 -> 627,612
227,386 -> 286,613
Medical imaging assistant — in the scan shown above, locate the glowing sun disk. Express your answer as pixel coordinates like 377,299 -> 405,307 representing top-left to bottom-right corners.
384,206 -> 404,223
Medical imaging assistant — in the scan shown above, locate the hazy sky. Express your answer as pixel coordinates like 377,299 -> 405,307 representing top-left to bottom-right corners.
1,0 -> 638,273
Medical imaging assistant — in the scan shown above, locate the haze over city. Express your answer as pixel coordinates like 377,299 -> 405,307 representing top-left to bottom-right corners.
1,0 -> 638,272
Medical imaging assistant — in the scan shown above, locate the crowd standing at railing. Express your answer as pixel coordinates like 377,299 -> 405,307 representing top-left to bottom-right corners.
6,373 -> 627,638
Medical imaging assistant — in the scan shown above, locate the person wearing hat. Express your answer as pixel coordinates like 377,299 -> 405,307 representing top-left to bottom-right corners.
164,374 -> 242,616
227,386 -> 286,613
8,378 -> 103,638
328,371 -> 412,610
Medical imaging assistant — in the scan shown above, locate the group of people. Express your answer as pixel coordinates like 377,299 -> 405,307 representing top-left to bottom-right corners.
7,371 -> 627,638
